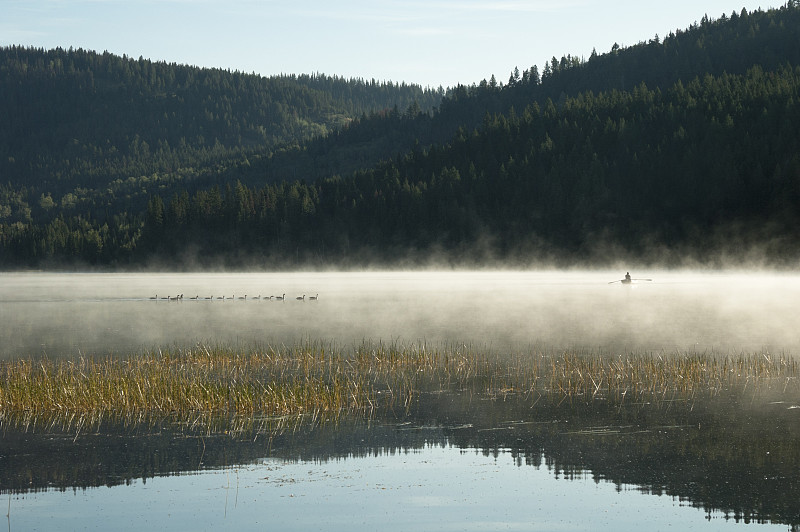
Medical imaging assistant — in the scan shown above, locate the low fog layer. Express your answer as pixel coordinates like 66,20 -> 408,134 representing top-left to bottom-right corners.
1,271 -> 798,359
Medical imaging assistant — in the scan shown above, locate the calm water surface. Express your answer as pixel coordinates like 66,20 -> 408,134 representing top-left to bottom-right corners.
6,445 -> 786,532
1,270 -> 799,358
2,270 -> 800,531
5,396 -> 799,531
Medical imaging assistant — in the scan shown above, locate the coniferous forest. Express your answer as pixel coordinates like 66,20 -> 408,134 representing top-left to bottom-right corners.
2,3 -> 800,269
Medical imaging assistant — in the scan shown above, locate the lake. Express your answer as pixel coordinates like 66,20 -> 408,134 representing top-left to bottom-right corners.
2,270 -> 800,530
4,391 -> 799,531
2,270 -> 799,359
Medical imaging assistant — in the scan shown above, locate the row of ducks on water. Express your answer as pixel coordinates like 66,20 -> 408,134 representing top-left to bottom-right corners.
148,294 -> 318,301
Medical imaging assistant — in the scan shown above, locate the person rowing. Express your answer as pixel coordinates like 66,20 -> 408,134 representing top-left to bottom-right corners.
609,272 -> 652,284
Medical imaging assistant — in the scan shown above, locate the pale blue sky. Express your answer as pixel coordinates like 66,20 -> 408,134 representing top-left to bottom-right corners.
1,1 -> 783,88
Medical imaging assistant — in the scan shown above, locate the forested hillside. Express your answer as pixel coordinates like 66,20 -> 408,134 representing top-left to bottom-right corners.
131,63 -> 800,268
0,47 -> 442,220
2,3 -> 800,268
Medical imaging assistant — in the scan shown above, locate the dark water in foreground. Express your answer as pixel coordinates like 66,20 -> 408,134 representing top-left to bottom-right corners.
3,392 -> 800,531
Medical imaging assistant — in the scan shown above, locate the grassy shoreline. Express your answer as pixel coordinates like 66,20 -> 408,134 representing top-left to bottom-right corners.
1,342 -> 798,429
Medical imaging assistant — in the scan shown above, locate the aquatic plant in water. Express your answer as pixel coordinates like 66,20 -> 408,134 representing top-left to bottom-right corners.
0,342 -> 798,432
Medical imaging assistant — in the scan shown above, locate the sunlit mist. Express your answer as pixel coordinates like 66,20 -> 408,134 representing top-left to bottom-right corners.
2,270 -> 798,359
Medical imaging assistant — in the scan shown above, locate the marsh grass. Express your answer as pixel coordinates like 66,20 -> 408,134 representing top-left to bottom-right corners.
1,342 -> 798,431
494,350 -> 800,403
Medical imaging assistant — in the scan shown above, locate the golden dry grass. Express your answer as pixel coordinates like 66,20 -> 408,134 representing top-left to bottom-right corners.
1,343 -> 798,429
494,350 -> 799,401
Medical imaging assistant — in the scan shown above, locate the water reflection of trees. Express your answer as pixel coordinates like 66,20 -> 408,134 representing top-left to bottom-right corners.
1,392 -> 799,527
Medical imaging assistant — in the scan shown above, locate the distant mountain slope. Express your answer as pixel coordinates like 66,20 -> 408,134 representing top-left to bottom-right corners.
439,3 -> 800,130
0,46 -> 442,220
259,3 -> 800,190
123,63 -> 798,269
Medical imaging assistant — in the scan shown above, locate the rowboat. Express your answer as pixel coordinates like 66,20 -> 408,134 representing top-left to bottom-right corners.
609,277 -> 652,284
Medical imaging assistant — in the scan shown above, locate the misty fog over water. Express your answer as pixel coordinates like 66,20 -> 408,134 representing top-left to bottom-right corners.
1,270 -> 798,359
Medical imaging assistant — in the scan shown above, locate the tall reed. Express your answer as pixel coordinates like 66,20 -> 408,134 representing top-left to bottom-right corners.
494,350 -> 799,402
1,343 -> 798,430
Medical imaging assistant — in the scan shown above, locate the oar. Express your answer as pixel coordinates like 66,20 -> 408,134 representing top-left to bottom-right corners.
632,278 -> 653,281
608,279 -> 623,284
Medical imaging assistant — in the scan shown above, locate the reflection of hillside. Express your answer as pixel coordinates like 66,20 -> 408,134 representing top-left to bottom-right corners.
438,393 -> 800,527
2,393 -> 799,527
